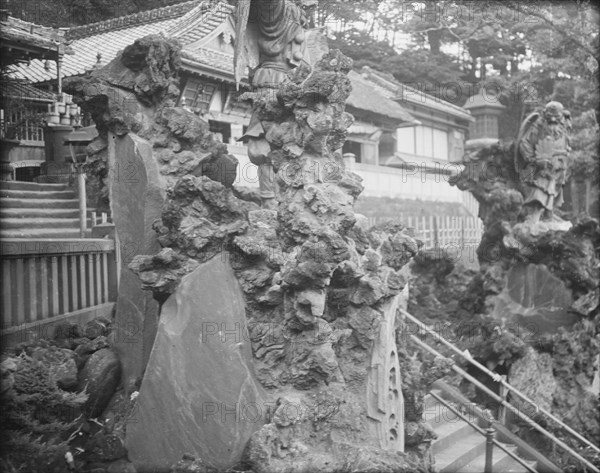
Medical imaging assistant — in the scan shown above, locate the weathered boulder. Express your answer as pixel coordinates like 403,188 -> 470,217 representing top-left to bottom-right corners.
126,256 -> 268,472
124,43 -> 425,472
84,317 -> 112,339
509,347 -> 557,412
0,357 -> 17,396
449,132 -> 600,455
72,35 -> 240,392
74,336 -> 110,369
78,348 -> 122,418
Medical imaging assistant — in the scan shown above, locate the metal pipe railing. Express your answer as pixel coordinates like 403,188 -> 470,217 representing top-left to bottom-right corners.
409,333 -> 600,473
429,391 -> 538,473
400,308 -> 600,455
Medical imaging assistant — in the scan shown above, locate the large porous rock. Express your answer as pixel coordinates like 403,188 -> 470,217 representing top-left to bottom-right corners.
152,175 -> 258,261
126,256 -> 268,472
78,348 -> 122,418
71,35 -> 242,391
128,48 -> 425,472
450,142 -> 523,265
508,347 -> 557,412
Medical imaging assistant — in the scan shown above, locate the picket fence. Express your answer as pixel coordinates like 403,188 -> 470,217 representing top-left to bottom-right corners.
367,215 -> 483,250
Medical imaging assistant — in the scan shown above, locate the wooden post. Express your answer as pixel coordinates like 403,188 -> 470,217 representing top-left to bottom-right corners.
56,47 -> 63,96
498,375 -> 507,425
484,425 -> 495,473
433,216 -> 439,248
77,167 -> 87,238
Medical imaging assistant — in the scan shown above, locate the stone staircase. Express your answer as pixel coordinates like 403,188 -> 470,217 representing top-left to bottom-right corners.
0,180 -> 94,238
424,389 -> 537,473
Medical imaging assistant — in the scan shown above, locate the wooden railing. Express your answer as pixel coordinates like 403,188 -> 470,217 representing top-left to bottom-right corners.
369,215 -> 483,250
1,239 -> 118,345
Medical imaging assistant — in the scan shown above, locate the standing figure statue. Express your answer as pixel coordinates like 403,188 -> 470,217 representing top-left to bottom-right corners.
234,0 -> 317,208
515,101 -> 572,224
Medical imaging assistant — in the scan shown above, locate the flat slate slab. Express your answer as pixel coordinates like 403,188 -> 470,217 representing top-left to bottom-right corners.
126,255 -> 268,472
493,263 -> 577,334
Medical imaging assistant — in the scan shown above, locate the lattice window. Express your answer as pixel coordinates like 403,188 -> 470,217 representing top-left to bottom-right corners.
181,77 -> 217,113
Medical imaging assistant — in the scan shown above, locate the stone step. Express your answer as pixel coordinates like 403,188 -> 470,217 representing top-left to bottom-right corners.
0,208 -> 101,218
0,181 -> 70,192
0,208 -> 80,219
423,401 -> 466,428
435,431 -> 487,473
0,189 -> 76,200
0,197 -> 79,209
423,389 -> 443,411
0,228 -> 82,239
431,419 -> 480,454
0,217 -> 87,229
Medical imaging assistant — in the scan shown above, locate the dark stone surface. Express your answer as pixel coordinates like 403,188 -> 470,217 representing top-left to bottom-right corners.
78,348 -> 122,418
492,263 -> 578,333
74,336 -> 110,369
109,134 -> 163,392
126,256 -> 268,472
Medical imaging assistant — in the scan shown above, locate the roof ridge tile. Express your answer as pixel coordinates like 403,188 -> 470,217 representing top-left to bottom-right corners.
66,0 -> 202,41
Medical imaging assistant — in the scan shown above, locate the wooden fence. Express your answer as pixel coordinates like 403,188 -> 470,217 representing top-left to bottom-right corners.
1,109 -> 45,143
368,215 -> 483,249
1,239 -> 118,345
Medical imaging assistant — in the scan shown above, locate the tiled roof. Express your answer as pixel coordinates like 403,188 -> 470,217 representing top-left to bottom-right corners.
181,48 -> 233,76
0,14 -> 71,56
0,79 -> 57,102
347,71 -> 417,125
7,1 -> 232,84
166,1 -> 233,46
360,66 -> 473,122
65,1 -> 200,40
6,1 -> 415,126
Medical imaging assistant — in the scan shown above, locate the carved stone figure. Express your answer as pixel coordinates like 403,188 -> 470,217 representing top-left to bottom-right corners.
515,101 -> 572,223
234,0 -> 316,207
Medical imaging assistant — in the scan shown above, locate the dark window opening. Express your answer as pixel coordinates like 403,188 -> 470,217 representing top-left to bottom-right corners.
342,140 -> 362,163
379,133 -> 395,161
209,120 -> 231,144
15,166 -> 41,182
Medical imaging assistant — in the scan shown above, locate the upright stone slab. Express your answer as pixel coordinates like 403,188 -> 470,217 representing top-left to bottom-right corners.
126,256 -> 268,472
492,263 -> 578,333
109,134 -> 164,390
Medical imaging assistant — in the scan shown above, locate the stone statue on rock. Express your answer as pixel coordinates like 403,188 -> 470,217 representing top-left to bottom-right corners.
233,0 -> 318,208
515,100 -> 572,225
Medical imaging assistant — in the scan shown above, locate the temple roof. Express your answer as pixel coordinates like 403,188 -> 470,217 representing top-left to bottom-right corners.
7,1 -> 416,126
8,1 -> 232,83
347,71 -> 418,126
359,66 -> 474,123
0,11 -> 72,66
